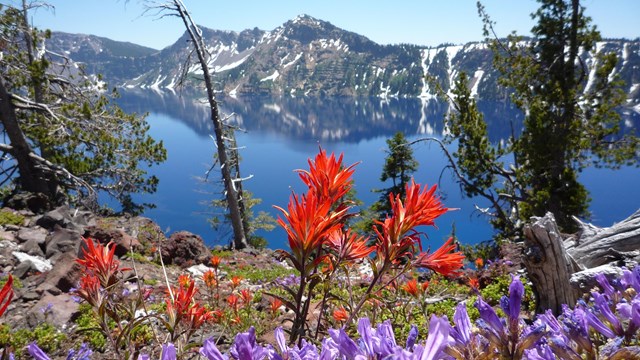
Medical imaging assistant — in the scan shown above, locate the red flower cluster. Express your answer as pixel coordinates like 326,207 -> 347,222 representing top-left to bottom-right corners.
374,181 -> 451,267
414,237 -> 465,276
76,237 -> 126,288
166,279 -> 213,330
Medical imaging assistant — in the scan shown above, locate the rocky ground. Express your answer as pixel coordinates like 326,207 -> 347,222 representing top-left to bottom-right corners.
0,201 -> 286,358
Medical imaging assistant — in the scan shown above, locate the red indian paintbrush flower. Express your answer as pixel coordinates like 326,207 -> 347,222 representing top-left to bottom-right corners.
231,276 -> 243,290
374,180 -> 449,266
210,255 -> 221,269
402,278 -> 420,298
203,270 -> 217,288
326,228 -> 374,264
333,307 -> 349,323
76,274 -> 104,308
227,293 -> 240,312
0,274 -> 14,317
296,148 -> 358,204
269,297 -> 283,315
240,289 -> 253,304
178,274 -> 192,289
165,278 -> 213,330
76,237 -> 126,288
275,191 -> 348,272
166,279 -> 197,319
414,237 -> 465,277
468,276 -> 480,291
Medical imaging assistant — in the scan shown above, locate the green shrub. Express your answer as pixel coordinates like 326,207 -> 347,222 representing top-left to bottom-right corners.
0,209 -> 25,226
75,303 -> 107,351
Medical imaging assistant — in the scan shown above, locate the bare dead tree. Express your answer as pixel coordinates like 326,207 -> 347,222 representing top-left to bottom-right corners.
150,0 -> 248,249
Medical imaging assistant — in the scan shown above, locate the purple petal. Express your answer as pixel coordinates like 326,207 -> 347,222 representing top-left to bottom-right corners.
319,337 -> 339,360
523,344 -> 557,360
547,335 -> 582,360
621,266 -> 640,292
374,320 -> 397,357
420,315 -> 450,360
27,343 -> 51,360
357,317 -> 375,357
508,275 -> 524,325
330,327 -> 361,358
475,297 -> 504,336
161,343 -> 176,360
595,273 -> 616,296
405,325 -> 418,350
584,309 -> 616,339
274,327 -> 287,354
451,302 -> 470,345
200,337 -> 227,360
592,292 -> 623,335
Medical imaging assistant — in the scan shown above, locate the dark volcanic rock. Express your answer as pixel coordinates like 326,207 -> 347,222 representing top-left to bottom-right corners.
45,226 -> 83,260
36,205 -> 96,233
161,231 -> 211,267
17,227 -> 47,244
84,226 -> 142,257
39,252 -> 83,293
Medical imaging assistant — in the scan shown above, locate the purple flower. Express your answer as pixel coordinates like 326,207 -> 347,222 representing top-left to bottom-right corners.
475,296 -> 505,337
451,302 -> 471,346
328,327 -> 360,358
621,265 -> 640,292
27,342 -> 51,360
230,327 -> 268,360
357,317 -> 376,357
137,355 -> 150,360
591,291 -> 623,336
373,320 -> 399,357
66,343 -> 92,360
40,303 -> 53,315
405,325 -> 418,350
272,327 -> 318,360
318,337 -> 339,360
616,297 -> 640,336
595,273 -> 616,297
508,275 -> 524,324
200,337 -> 227,360
161,343 -> 176,360
524,343 -> 558,360
547,335 -> 582,360
584,308 -> 616,339
416,315 -> 450,360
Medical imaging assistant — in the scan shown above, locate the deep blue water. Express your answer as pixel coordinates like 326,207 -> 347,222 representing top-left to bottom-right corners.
117,91 -> 640,250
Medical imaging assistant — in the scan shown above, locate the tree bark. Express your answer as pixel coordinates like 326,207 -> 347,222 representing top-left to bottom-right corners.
0,75 -> 54,197
523,211 -> 640,314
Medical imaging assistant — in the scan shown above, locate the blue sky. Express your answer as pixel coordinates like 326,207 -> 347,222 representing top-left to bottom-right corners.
29,0 -> 640,50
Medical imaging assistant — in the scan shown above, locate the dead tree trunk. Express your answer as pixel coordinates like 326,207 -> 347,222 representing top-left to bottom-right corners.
523,211 -> 640,314
170,0 -> 248,249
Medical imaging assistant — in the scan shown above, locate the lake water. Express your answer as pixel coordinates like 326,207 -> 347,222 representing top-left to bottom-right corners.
116,90 -> 640,250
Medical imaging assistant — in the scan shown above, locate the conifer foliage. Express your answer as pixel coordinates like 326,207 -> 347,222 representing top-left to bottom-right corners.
442,0 -> 639,237
0,2 -> 166,213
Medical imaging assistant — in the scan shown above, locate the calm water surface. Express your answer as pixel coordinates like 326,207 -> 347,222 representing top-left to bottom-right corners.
117,91 -> 640,250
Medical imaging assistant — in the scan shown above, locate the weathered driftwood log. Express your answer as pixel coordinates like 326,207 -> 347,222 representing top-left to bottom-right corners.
522,210 -> 640,314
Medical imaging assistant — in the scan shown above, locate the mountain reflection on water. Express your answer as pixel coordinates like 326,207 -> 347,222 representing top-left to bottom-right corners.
117,89 -> 526,143
116,89 -> 639,250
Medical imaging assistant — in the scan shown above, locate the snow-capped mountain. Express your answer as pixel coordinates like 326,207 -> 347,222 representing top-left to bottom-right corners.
48,14 -> 640,107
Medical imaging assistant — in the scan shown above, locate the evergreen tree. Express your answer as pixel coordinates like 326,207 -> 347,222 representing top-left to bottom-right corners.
442,0 -> 638,238
368,131 -> 419,226
0,2 -> 166,213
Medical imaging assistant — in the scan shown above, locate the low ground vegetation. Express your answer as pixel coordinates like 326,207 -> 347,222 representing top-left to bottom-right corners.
0,149 -> 638,359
